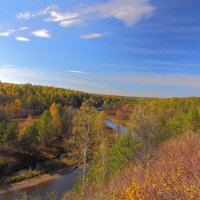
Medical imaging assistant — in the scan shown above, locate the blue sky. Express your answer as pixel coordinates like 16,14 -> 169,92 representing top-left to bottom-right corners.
0,0 -> 200,97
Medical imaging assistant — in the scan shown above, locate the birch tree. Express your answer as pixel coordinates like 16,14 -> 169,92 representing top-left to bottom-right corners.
70,103 -> 96,195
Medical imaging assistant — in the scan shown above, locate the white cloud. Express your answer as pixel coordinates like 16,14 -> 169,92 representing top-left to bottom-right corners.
80,33 -> 108,39
0,32 -> 11,37
31,29 -> 51,38
19,27 -> 29,31
17,5 -> 56,19
0,29 -> 15,37
17,6 -> 82,28
45,10 -> 79,22
16,37 -> 30,42
17,0 -> 154,28
91,0 -> 155,27
17,12 -> 32,20
68,70 -> 86,74
59,19 -> 82,28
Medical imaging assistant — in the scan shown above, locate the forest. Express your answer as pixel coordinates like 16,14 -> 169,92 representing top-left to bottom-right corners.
0,82 -> 140,186
0,82 -> 200,200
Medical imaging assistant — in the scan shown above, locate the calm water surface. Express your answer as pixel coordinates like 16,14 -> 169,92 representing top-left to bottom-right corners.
105,119 -> 126,134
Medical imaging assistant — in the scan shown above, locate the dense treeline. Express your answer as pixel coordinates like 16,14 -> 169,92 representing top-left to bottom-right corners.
0,82 -> 89,120
0,82 -> 139,121
128,98 -> 200,151
104,96 -> 200,121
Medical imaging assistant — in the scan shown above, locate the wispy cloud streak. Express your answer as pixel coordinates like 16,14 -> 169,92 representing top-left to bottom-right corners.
80,32 -> 108,39
67,70 -> 86,74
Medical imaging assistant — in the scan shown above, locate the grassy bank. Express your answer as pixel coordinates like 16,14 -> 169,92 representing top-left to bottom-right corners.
0,167 -> 76,196
0,157 -> 76,188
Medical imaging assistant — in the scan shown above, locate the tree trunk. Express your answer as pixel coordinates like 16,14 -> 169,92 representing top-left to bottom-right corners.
82,144 -> 87,195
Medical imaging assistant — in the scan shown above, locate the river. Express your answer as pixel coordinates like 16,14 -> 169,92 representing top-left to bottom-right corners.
0,119 -> 126,200
105,119 -> 126,134
0,169 -> 80,200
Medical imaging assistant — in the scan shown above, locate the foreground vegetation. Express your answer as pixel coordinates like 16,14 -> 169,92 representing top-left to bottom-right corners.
65,133 -> 199,200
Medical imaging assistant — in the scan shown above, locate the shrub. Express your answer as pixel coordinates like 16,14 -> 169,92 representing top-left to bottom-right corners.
118,133 -> 200,200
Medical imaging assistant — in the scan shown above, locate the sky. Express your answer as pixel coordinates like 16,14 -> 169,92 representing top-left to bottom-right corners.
0,0 -> 200,97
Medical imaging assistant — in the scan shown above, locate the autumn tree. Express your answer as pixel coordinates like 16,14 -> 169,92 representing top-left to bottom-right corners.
93,111 -> 109,183
129,104 -> 160,154
50,103 -> 63,137
69,103 -> 96,194
3,122 -> 19,145
168,111 -> 186,136
10,99 -> 22,118
26,95 -> 38,111
63,106 -> 76,136
107,131 -> 137,175
21,123 -> 38,153
37,110 -> 55,149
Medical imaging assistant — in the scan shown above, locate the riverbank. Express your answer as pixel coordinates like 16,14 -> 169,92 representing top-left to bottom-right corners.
0,167 -> 75,195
